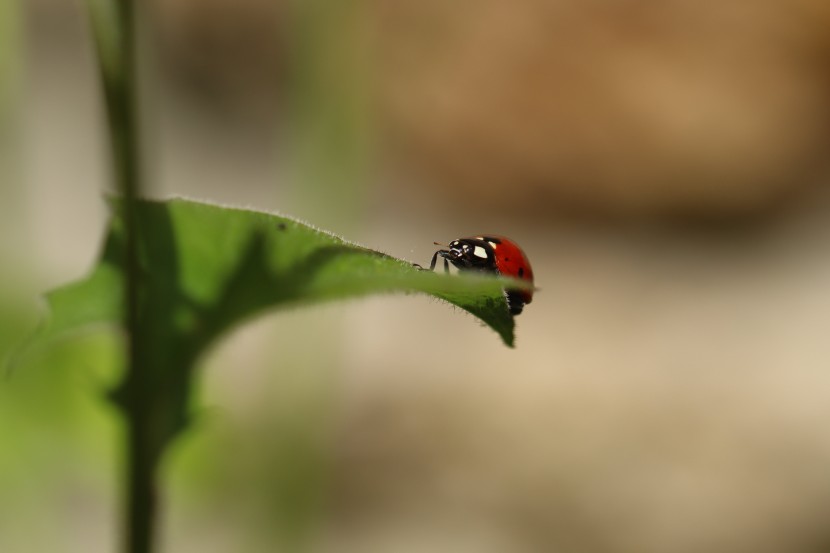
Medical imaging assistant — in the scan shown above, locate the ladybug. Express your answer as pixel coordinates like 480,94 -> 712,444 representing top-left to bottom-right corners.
426,235 -> 534,315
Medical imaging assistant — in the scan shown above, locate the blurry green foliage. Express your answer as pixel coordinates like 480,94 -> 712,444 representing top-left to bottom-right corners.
287,0 -> 373,224
0,0 -> 20,113
0,293 -> 121,553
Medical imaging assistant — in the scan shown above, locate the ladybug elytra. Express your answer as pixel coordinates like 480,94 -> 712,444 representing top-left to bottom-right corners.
426,235 -> 534,315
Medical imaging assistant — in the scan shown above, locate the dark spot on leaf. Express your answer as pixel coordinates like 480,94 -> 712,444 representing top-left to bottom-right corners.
277,222 -> 287,231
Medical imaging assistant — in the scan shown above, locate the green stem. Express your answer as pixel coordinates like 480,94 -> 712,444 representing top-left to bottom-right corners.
86,1 -> 154,552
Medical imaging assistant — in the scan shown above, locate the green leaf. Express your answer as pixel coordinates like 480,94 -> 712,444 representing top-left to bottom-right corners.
26,197 -> 521,360
18,198 -> 524,450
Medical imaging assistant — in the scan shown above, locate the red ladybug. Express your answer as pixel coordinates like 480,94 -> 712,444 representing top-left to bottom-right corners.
426,235 -> 534,315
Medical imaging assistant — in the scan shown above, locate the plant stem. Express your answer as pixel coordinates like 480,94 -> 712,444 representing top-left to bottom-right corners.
87,1 -> 154,552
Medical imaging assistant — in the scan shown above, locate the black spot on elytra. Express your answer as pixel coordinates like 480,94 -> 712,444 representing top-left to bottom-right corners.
518,267 -> 524,277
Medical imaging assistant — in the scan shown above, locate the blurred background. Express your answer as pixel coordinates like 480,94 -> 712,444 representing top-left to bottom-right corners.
3,0 -> 830,551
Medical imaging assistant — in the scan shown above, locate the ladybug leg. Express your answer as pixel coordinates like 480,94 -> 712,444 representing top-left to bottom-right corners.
428,250 -> 445,271
413,250 -> 440,271
415,249 -> 452,272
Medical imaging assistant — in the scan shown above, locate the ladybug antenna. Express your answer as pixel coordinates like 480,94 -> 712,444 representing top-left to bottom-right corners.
433,241 -> 447,247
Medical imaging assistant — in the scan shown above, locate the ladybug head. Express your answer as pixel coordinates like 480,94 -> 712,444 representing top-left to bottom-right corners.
439,238 -> 494,271
446,239 -> 470,262
432,239 -> 468,264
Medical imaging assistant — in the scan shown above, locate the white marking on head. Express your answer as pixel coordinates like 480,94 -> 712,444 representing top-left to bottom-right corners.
473,246 -> 488,259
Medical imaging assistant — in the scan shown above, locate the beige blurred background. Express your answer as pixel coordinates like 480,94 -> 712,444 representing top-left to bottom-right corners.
5,0 -> 830,552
